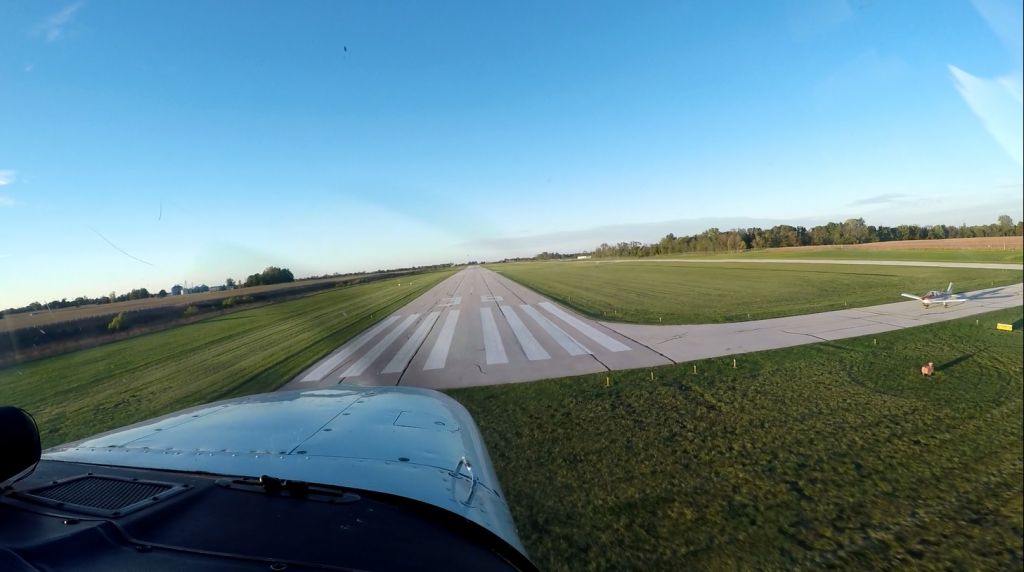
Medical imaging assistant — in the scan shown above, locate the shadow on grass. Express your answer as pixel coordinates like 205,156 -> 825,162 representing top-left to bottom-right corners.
965,288 -> 1016,301
937,353 -> 975,371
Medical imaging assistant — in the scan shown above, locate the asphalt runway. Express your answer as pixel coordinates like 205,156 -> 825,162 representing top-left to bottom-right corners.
284,265 -> 1023,391
283,266 -> 671,391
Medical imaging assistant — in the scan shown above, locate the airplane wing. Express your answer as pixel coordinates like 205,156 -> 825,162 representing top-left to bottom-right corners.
901,293 -> 923,301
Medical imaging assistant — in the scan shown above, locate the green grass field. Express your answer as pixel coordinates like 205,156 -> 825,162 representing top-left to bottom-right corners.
450,308 -> 1024,570
493,261 -> 1023,324
0,270 -> 454,447
711,248 -> 1023,264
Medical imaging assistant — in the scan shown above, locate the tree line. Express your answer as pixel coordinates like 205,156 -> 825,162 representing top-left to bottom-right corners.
2,266 -> 295,317
590,216 -> 1022,258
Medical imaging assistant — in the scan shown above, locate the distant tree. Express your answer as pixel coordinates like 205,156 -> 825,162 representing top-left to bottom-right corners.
157,289 -> 168,298
107,312 -> 128,332
127,288 -> 150,300
998,215 -> 1014,231
840,218 -> 869,244
928,225 -> 947,240
171,284 -> 183,296
243,273 -> 262,287
192,284 -> 210,293
225,278 -> 236,289
260,266 -> 295,285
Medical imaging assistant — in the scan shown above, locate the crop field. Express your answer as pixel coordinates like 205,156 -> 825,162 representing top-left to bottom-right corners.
0,270 -> 454,447
450,308 -> 1024,570
0,271 -> 407,331
492,261 -> 1023,324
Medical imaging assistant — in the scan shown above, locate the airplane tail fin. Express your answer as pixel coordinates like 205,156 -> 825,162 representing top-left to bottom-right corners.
947,282 -> 953,293
901,293 -> 923,301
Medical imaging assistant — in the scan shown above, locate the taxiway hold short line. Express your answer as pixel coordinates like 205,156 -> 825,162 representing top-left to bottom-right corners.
520,304 -> 590,356
300,315 -> 401,382
539,302 -> 631,352
480,308 -> 509,365
499,305 -> 549,360
340,314 -> 419,377
383,311 -> 440,374
424,310 -> 460,370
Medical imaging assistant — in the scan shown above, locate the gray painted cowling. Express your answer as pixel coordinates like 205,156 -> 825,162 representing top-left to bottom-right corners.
44,385 -> 527,559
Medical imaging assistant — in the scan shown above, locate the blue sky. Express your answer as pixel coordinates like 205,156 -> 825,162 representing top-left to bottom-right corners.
1,0 -> 1021,307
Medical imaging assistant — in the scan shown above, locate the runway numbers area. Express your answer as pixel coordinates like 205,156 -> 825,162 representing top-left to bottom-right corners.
300,299 -> 631,383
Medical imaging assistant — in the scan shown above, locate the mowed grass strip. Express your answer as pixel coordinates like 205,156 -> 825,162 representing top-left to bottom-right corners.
698,247 -> 1023,264
0,270 -> 454,447
450,308 -> 1024,571
493,261 -> 1023,324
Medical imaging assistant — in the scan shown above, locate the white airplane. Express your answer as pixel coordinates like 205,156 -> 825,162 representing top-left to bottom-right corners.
0,386 -> 537,571
901,282 -> 969,308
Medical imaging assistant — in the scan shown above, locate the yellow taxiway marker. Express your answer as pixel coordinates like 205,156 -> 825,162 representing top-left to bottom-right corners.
996,323 -> 1014,331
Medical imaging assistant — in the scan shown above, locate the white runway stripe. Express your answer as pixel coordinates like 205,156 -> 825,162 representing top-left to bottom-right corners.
300,315 -> 401,382
539,302 -> 630,352
499,305 -> 549,360
340,314 -> 419,377
382,312 -> 440,374
480,308 -> 509,365
424,310 -> 460,370
520,304 -> 590,356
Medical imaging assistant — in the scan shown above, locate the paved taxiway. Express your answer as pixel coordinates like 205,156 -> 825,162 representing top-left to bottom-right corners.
284,265 -> 1022,390
605,282 -> 1023,363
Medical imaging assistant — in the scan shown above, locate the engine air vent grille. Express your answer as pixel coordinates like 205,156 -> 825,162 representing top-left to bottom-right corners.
19,475 -> 188,517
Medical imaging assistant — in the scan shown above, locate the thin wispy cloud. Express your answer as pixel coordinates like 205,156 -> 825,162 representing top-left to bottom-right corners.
35,2 -> 84,42
847,193 -> 908,206
0,195 -> 22,208
951,66 -> 1024,167
0,170 -> 15,186
950,0 -> 1024,167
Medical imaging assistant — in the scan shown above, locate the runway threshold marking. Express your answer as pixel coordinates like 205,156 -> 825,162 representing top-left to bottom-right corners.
382,311 -> 441,374
520,304 -> 590,356
499,305 -> 550,361
340,314 -> 419,377
480,308 -> 509,365
424,310 -> 460,370
300,315 -> 401,382
539,302 -> 631,352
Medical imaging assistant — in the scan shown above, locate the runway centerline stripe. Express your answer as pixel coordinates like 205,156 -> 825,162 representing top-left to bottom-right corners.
539,302 -> 631,352
340,314 -> 419,377
382,311 -> 440,374
424,310 -> 460,370
520,304 -> 590,356
300,315 -> 401,382
499,305 -> 549,361
480,308 -> 509,365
